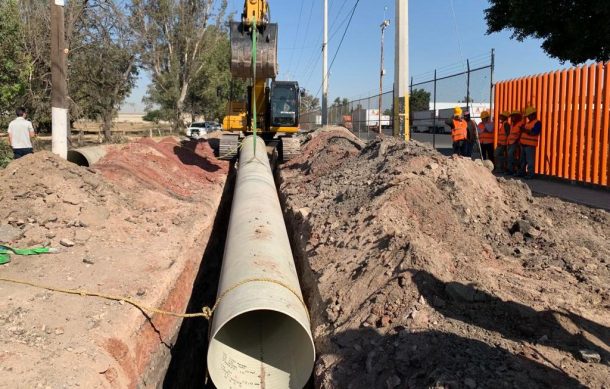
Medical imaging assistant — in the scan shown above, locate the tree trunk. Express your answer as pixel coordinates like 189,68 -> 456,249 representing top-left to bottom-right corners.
102,110 -> 113,142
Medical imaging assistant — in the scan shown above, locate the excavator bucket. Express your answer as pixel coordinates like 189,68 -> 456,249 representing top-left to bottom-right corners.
230,21 -> 278,79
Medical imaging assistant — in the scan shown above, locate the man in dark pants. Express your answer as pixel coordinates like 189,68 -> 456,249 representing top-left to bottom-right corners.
7,107 -> 35,159
445,107 -> 468,156
463,110 -> 479,158
477,110 -> 495,162
519,106 -> 542,179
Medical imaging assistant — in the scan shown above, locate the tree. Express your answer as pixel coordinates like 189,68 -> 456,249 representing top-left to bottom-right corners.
184,26 -> 245,123
131,0 -> 228,130
332,97 -> 349,107
69,1 -> 140,141
485,0 -> 610,64
0,0 -> 28,128
300,90 -> 320,113
383,109 -> 392,116
409,88 -> 430,113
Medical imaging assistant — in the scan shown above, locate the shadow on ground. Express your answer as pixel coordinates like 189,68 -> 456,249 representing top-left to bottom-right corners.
162,163 -> 235,389
410,270 -> 609,364
327,327 -> 584,388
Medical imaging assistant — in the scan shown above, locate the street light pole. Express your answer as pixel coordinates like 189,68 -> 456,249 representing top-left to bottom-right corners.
379,16 -> 390,132
51,0 -> 68,159
394,0 -> 409,140
322,0 -> 328,126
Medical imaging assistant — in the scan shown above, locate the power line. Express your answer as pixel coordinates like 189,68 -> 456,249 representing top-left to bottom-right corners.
292,0 -> 318,80
285,0 -> 306,77
314,0 -> 361,98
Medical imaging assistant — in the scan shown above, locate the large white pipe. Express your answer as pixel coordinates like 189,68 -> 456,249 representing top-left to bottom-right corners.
207,136 -> 315,388
67,146 -> 109,167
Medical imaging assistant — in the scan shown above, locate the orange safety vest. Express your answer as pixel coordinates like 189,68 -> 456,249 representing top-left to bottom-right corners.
452,119 -> 467,142
478,122 -> 494,144
507,120 -> 523,145
497,121 -> 509,146
520,119 -> 540,147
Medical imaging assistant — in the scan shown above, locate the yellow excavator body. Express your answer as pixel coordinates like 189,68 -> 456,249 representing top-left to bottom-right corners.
220,0 -> 302,161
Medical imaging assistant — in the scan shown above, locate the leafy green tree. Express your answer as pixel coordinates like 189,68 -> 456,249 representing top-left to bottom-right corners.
409,88 -> 430,113
69,1 -> 139,141
0,0 -> 28,128
485,0 -> 610,64
132,0 -> 228,130
300,90 -> 320,113
184,27 -> 243,123
332,97 -> 349,107
143,110 -> 164,123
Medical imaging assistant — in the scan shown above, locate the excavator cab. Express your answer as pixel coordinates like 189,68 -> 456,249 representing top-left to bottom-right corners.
270,81 -> 300,130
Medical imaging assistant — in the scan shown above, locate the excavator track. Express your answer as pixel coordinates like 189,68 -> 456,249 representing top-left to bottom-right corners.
280,137 -> 301,162
218,134 -> 240,160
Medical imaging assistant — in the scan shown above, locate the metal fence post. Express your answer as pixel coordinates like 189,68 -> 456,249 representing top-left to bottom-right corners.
433,69 -> 437,149
490,48 -> 495,118
409,76 -> 413,139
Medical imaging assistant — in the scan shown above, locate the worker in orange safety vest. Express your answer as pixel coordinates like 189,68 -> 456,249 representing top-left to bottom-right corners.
506,110 -> 523,175
477,110 -> 494,162
494,111 -> 511,173
519,106 -> 542,179
445,106 -> 468,156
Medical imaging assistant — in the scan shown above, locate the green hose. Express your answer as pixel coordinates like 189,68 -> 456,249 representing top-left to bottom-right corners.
0,245 -> 54,265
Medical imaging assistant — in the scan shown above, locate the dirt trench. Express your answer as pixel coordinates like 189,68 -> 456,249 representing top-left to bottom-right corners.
278,127 -> 610,388
162,163 -> 235,389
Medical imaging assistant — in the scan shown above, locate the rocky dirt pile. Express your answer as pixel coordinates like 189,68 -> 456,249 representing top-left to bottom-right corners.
279,127 -> 609,388
0,138 -> 228,388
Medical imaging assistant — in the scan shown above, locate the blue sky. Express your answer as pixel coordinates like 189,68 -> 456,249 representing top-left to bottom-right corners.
122,0 -> 571,112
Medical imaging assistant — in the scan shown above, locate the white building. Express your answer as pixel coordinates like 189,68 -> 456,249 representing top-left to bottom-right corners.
412,102 -> 491,133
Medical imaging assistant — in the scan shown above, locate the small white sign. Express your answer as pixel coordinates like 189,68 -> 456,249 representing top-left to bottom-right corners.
55,0 -> 65,5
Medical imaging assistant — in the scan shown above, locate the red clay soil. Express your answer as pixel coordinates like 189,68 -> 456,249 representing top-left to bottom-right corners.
280,127 -> 609,388
0,138 -> 227,388
96,137 -> 225,199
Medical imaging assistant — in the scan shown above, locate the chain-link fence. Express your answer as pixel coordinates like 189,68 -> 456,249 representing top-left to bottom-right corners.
301,90 -> 395,142
410,52 -> 494,152
301,51 -> 495,152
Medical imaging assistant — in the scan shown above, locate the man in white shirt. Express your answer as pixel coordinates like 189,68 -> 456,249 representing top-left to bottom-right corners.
7,107 -> 35,159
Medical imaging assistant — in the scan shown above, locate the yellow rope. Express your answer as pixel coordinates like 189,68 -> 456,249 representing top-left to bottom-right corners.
0,276 -> 308,321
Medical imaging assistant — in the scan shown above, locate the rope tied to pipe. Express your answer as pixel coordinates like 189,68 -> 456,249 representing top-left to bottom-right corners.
0,276 -> 309,321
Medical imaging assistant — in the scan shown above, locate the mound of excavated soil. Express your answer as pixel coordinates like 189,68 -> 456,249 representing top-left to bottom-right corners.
279,129 -> 609,388
95,137 -> 226,200
0,138 -> 227,387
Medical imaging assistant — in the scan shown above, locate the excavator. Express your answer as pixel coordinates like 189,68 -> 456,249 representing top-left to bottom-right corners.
219,0 -> 302,161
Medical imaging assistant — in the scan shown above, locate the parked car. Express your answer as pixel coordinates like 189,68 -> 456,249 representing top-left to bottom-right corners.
186,121 -> 222,139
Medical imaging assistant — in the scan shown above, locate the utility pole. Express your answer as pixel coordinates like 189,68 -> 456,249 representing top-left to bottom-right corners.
51,0 -> 68,159
394,0 -> 409,140
322,0 -> 328,126
379,14 -> 390,131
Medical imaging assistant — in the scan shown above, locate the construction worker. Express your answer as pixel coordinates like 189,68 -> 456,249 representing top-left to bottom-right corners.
477,110 -> 494,162
494,111 -> 511,173
506,110 -> 523,175
445,107 -> 468,156
519,106 -> 542,179
463,110 -> 479,158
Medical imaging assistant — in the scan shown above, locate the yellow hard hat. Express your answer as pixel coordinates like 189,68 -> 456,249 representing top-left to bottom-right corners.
454,106 -> 463,116
500,111 -> 510,118
524,106 -> 537,116
480,111 -> 490,119
510,110 -> 522,116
